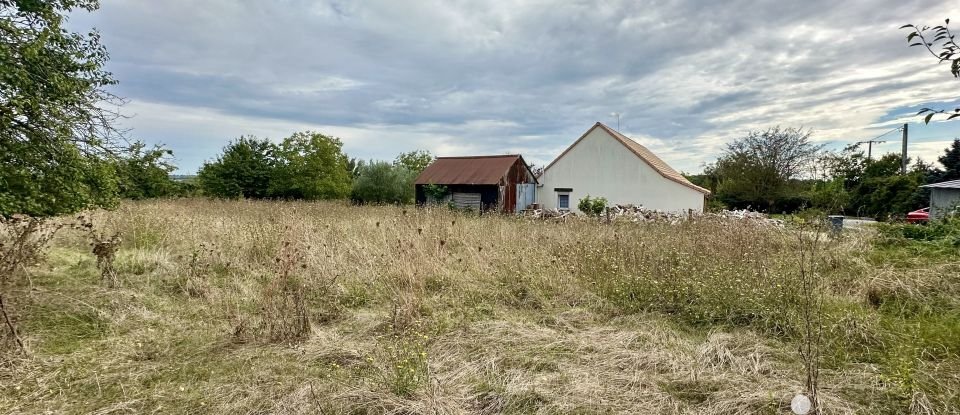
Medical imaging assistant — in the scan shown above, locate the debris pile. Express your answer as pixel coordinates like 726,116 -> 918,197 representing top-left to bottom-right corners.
524,205 -> 783,227
524,209 -> 576,221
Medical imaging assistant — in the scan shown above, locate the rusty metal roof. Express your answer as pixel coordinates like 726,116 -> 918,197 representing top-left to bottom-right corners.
415,155 -> 525,185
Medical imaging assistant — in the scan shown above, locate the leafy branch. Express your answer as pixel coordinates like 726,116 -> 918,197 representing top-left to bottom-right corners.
901,18 -> 960,123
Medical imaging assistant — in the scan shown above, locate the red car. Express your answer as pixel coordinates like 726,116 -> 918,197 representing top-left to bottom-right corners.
906,207 -> 929,223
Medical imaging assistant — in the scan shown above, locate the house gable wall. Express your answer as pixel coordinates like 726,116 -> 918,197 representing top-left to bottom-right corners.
537,127 -> 704,213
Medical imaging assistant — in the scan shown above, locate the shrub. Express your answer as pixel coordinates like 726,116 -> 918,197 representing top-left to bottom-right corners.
352,161 -> 415,204
876,220 -> 960,243
577,195 -> 607,217
422,184 -> 449,204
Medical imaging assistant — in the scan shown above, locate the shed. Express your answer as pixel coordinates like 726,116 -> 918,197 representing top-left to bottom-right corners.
922,179 -> 960,220
414,155 -> 537,212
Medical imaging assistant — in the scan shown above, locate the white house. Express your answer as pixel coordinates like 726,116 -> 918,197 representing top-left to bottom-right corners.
537,122 -> 710,213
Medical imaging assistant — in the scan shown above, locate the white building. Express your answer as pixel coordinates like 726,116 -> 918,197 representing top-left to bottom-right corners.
537,122 -> 710,213
922,179 -> 960,220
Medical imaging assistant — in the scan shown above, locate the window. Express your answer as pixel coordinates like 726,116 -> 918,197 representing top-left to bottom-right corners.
558,194 -> 570,210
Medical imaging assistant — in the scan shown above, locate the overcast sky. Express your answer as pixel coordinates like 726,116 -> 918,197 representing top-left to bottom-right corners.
70,1 -> 960,174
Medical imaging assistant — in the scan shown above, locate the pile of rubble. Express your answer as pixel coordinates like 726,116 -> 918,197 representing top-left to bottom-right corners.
524,209 -> 576,221
524,204 -> 783,227
709,209 -> 785,227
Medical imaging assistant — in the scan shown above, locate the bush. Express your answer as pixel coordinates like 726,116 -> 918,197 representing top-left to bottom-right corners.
114,142 -> 178,200
876,220 -> 960,242
577,195 -> 607,217
422,184 -> 449,204
351,161 -> 415,204
197,136 -> 275,199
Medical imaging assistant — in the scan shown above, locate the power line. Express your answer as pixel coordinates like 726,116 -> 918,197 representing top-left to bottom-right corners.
853,127 -> 902,160
865,126 -> 903,142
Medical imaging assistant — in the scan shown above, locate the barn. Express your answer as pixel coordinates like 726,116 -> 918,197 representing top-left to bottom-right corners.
414,155 -> 537,213
537,122 -> 710,213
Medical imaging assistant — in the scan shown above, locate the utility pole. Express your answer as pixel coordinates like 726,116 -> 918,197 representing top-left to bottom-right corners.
901,123 -> 908,174
855,139 -> 886,160
610,112 -> 620,130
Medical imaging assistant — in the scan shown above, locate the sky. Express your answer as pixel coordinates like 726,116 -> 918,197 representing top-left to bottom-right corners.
68,0 -> 960,175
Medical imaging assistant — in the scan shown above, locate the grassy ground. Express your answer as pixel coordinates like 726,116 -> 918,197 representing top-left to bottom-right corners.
1,199 -> 959,414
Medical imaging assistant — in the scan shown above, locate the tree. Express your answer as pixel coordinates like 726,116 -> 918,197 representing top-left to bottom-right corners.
1,0 -> 125,216
270,132 -> 351,200
346,157 -> 365,179
710,127 -> 822,211
197,137 -> 275,199
351,161 -> 415,204
394,150 -> 434,175
114,142 -> 177,200
938,138 -> 960,181
821,150 -> 929,219
901,19 -> 960,123
808,178 -> 849,214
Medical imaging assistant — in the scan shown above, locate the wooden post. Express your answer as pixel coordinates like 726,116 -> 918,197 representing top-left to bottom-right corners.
605,207 -> 611,224
901,123 -> 908,175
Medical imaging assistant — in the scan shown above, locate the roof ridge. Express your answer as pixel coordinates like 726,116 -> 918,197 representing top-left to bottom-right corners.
547,123 -> 710,195
603,124 -> 710,194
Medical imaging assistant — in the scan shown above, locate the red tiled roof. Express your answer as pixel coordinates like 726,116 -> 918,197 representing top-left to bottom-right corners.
544,123 -> 711,195
415,155 -> 528,185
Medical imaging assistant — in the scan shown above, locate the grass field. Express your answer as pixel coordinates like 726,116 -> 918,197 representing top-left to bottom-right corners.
2,199 -> 959,414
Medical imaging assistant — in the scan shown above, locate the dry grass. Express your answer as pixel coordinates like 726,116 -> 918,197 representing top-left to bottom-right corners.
1,198 -> 958,414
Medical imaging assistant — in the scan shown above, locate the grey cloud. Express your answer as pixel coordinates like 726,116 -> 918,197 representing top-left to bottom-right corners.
66,0 -> 960,173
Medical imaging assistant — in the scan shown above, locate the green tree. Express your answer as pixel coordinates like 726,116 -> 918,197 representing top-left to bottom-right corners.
351,161 -> 415,204
114,142 -> 177,200
197,137 -> 275,199
711,127 -> 822,211
808,178 -> 850,214
1,139 -> 119,216
822,150 -> 928,219
1,0 -> 125,216
346,157 -> 365,179
270,132 -> 351,200
394,150 -> 434,175
938,138 -> 960,181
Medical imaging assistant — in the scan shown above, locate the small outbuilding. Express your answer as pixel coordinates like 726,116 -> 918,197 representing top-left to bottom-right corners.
922,179 -> 960,220
414,155 -> 537,213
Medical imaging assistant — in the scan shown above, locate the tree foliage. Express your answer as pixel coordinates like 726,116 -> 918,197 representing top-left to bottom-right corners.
270,132 -> 351,200
577,195 -> 607,217
393,150 -> 433,174
346,157 -> 365,179
351,161 -> 415,204
197,132 -> 352,200
1,0 -> 126,216
114,142 -> 177,200
817,149 -> 930,219
198,137 -> 275,199
938,138 -> 960,181
901,19 -> 960,123
709,127 -> 822,211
